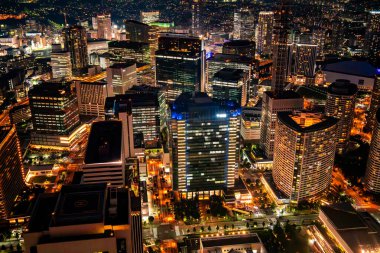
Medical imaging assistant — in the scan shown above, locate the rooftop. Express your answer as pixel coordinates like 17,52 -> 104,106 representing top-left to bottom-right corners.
209,53 -> 254,63
109,61 -> 136,69
84,121 -> 122,164
201,234 -> 261,248
265,90 -> 302,100
323,61 -> 377,78
223,40 -> 255,48
327,79 -> 358,96
320,203 -> 380,252
213,68 -> 245,82
278,111 -> 338,133
51,183 -> 107,227
29,82 -> 73,98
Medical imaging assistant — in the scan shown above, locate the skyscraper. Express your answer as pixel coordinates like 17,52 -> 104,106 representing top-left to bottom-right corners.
155,33 -> 205,102
51,49 -> 72,79
271,2 -> 291,93
365,108 -> 380,193
62,25 -> 89,70
233,8 -> 255,40
96,14 -> 112,40
29,81 -> 84,149
0,125 -> 25,219
106,62 -> 137,95
368,75 -> 380,132
366,11 -> 380,66
222,40 -> 256,59
272,111 -> 338,204
191,0 -> 201,35
256,11 -> 274,56
140,11 -> 160,25
211,68 -> 248,106
294,44 -> 317,78
170,92 -> 239,198
75,81 -> 113,117
105,85 -> 165,142
260,91 -> 303,159
325,79 -> 358,154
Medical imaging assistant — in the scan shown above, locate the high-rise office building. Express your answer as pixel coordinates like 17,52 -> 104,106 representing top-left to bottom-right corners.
75,81 -> 113,117
191,0 -> 201,35
51,50 -> 72,79
294,43 -> 317,77
368,75 -> 380,132
29,81 -> 85,149
211,68 -> 248,106
105,85 -> 165,143
24,183 -> 143,253
272,111 -> 338,204
96,14 -> 112,40
366,11 -> 380,66
124,20 -> 153,44
312,27 -> 325,58
107,62 -> 137,95
108,41 -> 151,64
271,2 -> 291,93
222,40 -> 255,59
0,125 -> 25,219
365,109 -> 380,193
256,11 -> 274,56
233,8 -> 255,40
62,25 -> 89,70
170,92 -> 240,198
156,33 -> 205,102
140,11 -> 160,25
325,79 -> 358,154
260,91 -> 303,159
206,54 -> 255,93
83,121 -> 129,186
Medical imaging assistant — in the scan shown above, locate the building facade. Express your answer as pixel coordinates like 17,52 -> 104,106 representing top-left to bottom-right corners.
260,91 -> 304,159
106,62 -> 137,95
365,109 -> 380,193
0,125 -> 25,219
156,34 -> 205,102
97,14 -> 112,40
325,79 -> 358,154
51,51 -> 72,79
170,93 -> 239,198
273,112 -> 338,204
62,25 -> 88,70
256,11 -> 274,55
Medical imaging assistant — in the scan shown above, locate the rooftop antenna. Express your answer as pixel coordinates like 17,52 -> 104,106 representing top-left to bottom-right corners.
64,11 -> 68,27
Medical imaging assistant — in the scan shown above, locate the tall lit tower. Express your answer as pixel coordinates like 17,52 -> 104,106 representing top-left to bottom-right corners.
366,11 -> 380,66
155,33 -> 205,102
96,14 -> 112,40
325,79 -> 358,154
294,43 -> 317,77
256,11 -> 274,55
271,1 -> 291,93
0,125 -> 25,219
191,0 -> 201,35
365,108 -> 380,193
170,92 -> 239,198
272,112 -> 338,204
233,8 -> 255,41
62,25 -> 89,70
368,75 -> 380,132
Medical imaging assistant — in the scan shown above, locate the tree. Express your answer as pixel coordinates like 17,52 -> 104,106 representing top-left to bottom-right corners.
148,216 -> 155,224
201,226 -> 204,232
231,224 -> 235,229
187,229 -> 190,233
209,195 -> 227,217
262,221 -> 266,228
208,225 -> 212,232
193,227 -> 197,233
216,225 -> 219,231
224,224 -> 228,230
246,222 -> 250,228
253,221 -> 258,227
